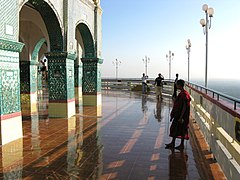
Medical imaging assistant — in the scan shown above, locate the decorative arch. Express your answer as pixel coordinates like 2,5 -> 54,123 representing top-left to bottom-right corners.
31,38 -> 47,61
76,22 -> 95,58
20,0 -> 63,52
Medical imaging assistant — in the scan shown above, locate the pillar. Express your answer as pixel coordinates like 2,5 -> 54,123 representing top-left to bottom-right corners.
20,60 -> 38,116
0,0 -> 25,145
81,58 -> 103,116
74,61 -> 83,113
46,52 -> 76,118
0,39 -> 24,145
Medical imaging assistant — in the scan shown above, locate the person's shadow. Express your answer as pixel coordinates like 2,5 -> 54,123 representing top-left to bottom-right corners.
154,99 -> 162,122
169,149 -> 188,179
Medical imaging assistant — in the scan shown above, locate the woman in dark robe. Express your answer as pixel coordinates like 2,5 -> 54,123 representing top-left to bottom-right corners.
166,79 -> 191,150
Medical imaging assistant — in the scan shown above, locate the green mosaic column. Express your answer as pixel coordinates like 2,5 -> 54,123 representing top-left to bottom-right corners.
0,0 -> 25,145
74,61 -> 83,113
37,71 -> 43,91
0,39 -> 24,145
20,61 -> 38,116
81,58 -> 103,115
46,52 -> 76,118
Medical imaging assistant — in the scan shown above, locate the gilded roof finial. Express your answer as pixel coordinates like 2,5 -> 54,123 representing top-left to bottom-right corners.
93,0 -> 100,6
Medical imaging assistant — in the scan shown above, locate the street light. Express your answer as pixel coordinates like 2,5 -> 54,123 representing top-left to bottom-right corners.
142,56 -> 150,76
186,39 -> 191,82
112,58 -> 121,80
166,51 -> 174,80
200,4 -> 214,88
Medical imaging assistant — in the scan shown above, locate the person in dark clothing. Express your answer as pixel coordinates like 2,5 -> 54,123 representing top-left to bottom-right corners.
40,59 -> 47,80
165,79 -> 191,150
172,73 -> 179,101
154,73 -> 164,100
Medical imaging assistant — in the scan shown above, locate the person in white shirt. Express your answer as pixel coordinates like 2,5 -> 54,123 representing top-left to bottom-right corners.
141,73 -> 148,94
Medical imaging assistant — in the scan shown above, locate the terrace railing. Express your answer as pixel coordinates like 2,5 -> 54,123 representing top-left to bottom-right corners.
101,78 -> 174,97
187,82 -> 240,110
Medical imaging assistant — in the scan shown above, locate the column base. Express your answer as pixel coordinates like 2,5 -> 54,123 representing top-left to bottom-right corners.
75,86 -> 83,106
2,138 -> 23,168
75,87 -> 83,114
48,99 -> 76,118
83,94 -> 102,117
0,112 -> 23,145
83,93 -> 102,106
21,93 -> 38,116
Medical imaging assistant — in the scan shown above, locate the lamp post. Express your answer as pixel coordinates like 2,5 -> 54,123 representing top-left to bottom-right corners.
142,56 -> 150,76
186,39 -> 191,82
200,4 -> 214,88
166,51 -> 174,80
112,59 -> 121,80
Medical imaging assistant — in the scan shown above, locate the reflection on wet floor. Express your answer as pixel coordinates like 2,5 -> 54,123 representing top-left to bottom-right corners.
168,149 -> 188,179
0,90 -> 219,179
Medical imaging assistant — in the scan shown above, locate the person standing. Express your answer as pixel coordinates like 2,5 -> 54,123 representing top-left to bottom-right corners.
154,73 -> 164,100
40,58 -> 47,80
141,73 -> 148,94
172,73 -> 179,101
165,79 -> 191,150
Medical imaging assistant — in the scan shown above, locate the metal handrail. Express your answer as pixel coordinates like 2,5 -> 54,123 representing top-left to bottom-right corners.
102,78 -> 174,89
187,82 -> 240,110
102,78 -> 240,111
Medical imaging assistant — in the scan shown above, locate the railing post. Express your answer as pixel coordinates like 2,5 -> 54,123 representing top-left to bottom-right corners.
127,81 -> 131,91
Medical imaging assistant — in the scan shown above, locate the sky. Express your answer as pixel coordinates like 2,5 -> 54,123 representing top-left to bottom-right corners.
100,0 -> 240,82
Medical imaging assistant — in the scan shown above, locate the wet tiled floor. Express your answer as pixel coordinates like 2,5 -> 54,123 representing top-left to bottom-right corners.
0,90 -> 225,179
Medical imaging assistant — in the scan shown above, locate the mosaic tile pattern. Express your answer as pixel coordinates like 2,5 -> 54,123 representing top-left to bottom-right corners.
20,61 -> 38,94
82,58 -> 103,94
1,68 -> 20,114
0,40 -> 24,115
74,63 -> 82,87
82,61 -> 98,93
0,39 -> 24,52
46,52 -> 75,101
20,61 -> 30,93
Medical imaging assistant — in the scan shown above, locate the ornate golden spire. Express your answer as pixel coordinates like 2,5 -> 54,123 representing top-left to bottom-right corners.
93,0 -> 100,6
